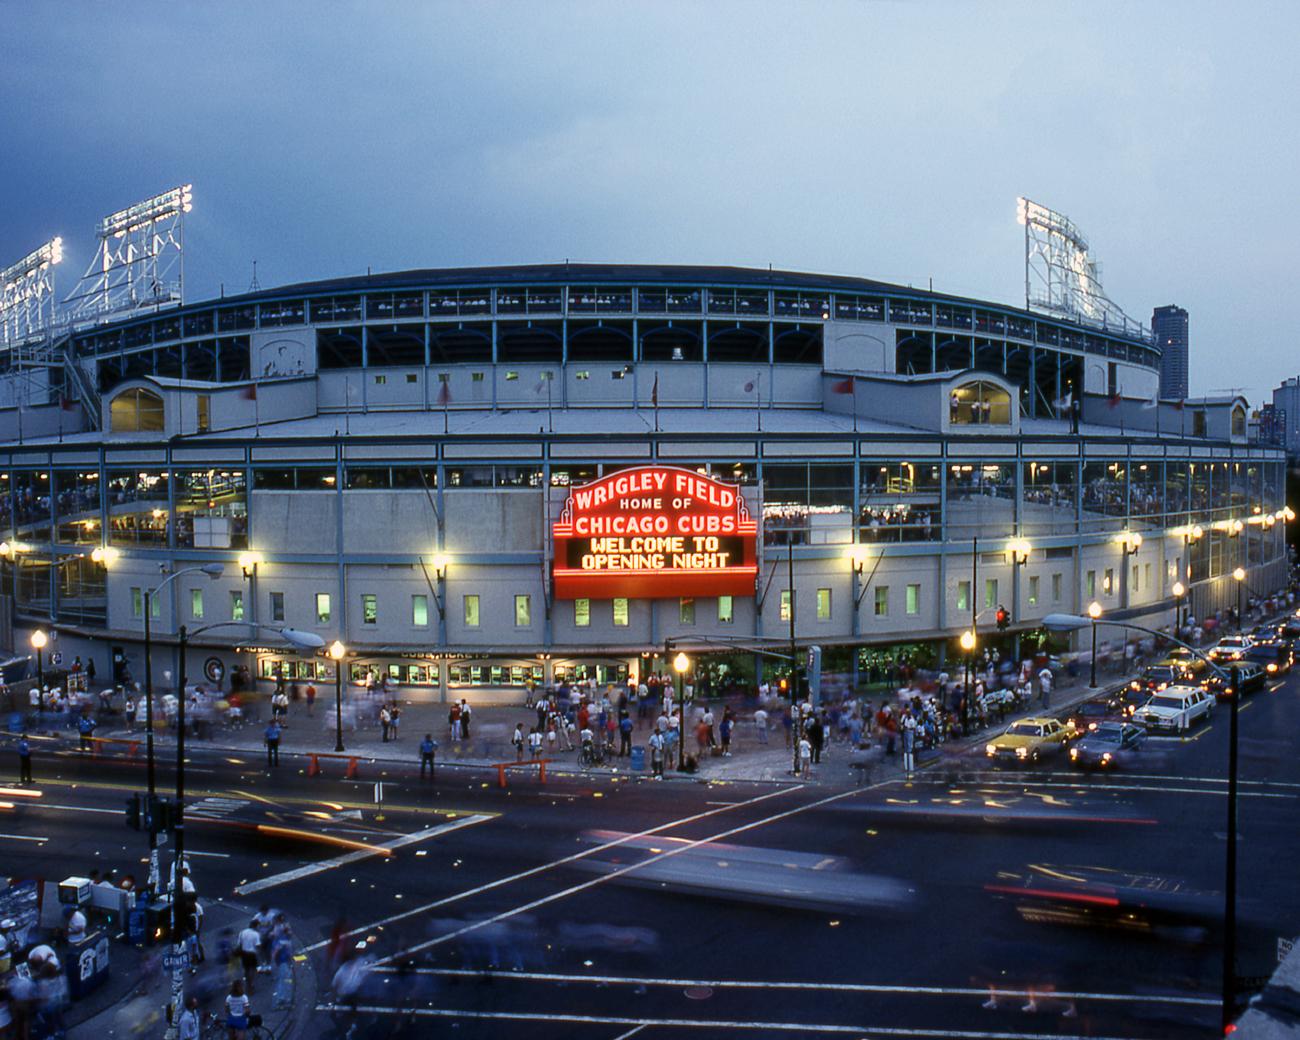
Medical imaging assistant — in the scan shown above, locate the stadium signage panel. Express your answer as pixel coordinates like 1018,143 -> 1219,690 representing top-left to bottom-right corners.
552,466 -> 758,599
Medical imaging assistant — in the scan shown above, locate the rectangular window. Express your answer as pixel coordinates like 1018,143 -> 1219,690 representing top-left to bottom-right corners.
956,580 -> 970,612
1144,563 -> 1151,591
406,373 -> 418,383
717,595 -> 733,624
151,592 -> 160,619
1104,568 -> 1114,596
374,374 -> 387,385
680,597 -> 695,625
1131,564 -> 1139,592
316,592 -> 331,624
131,587 -> 142,619
874,585 -> 889,616
1086,570 -> 1096,599
230,590 -> 245,622
906,583 -> 920,615
464,594 -> 480,627
574,598 -> 590,627
196,394 -> 210,433
984,578 -> 998,610
269,591 -> 285,622
613,597 -> 629,626
362,594 -> 377,625
1052,573 -> 1062,602
515,594 -> 531,627
412,594 -> 428,627
190,589 -> 204,619
779,590 -> 794,622
1027,576 -> 1039,607
816,587 -> 832,620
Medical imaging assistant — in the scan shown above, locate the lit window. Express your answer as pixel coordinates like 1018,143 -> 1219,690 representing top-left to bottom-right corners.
316,593 -> 331,624
406,373 -> 417,384
948,380 -> 1011,425
1086,571 -> 1096,599
574,598 -> 590,627
718,595 -> 733,624
956,580 -> 970,612
680,597 -> 695,625
374,375 -> 387,385
190,589 -> 204,619
780,590 -> 794,622
270,591 -> 285,622
575,371 -> 590,380
464,594 -> 480,627
505,372 -> 519,381
412,594 -> 428,627
1052,573 -> 1062,602
196,395 -> 210,433
874,586 -> 888,617
906,583 -> 920,615
362,594 -> 377,625
131,587 -> 142,619
110,388 -> 165,432
613,598 -> 629,626
230,590 -> 245,622
1104,568 -> 1114,596
515,594 -> 531,627
816,588 -> 831,620
1027,576 -> 1039,607
984,579 -> 998,609
471,372 -> 485,382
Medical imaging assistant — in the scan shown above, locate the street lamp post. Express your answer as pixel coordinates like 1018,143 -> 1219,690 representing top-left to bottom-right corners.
1087,601 -> 1102,688
959,629 -> 976,734
29,629 -> 47,689
1171,580 -> 1186,636
1233,567 -> 1246,633
673,651 -> 689,771
165,620 -> 323,1038
141,563 -> 224,892
330,640 -> 346,752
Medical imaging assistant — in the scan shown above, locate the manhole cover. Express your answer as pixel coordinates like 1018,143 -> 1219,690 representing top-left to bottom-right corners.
684,987 -> 714,1000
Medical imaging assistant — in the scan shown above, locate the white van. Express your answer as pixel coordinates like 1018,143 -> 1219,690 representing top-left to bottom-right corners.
1131,685 -> 1214,732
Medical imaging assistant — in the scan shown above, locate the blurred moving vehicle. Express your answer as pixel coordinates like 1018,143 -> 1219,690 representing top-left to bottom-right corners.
1131,685 -> 1214,732
985,716 -> 1075,764
1069,722 -> 1146,769
1067,691 -> 1136,734
1208,634 -> 1255,663
1160,648 -> 1208,678
1129,663 -> 1194,696
1203,662 -> 1267,700
1243,640 -> 1293,676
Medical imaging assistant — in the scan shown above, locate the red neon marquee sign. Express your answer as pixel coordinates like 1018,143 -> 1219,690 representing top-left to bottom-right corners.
552,466 -> 758,600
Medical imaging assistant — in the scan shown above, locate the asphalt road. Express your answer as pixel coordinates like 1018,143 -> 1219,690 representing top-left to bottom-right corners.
9,669 -> 1300,1040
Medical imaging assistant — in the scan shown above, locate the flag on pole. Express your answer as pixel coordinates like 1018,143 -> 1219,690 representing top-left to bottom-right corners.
436,381 -> 451,406
832,376 -> 854,394
1052,390 -> 1072,412
651,373 -> 659,408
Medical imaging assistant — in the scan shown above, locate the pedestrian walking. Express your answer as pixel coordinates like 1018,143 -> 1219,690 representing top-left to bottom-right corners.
798,735 -> 813,778
264,720 -> 281,767
379,705 -> 392,742
419,733 -> 438,780
528,727 -> 543,759
618,712 -> 633,756
17,734 -> 32,783
77,713 -> 96,752
305,683 -> 317,715
1038,666 -> 1054,710
753,707 -> 769,744
719,710 -> 733,756
512,724 -> 525,762
124,695 -> 136,732
901,711 -> 917,774
236,923 -> 261,992
648,730 -> 665,779
459,700 -> 472,739
448,701 -> 462,742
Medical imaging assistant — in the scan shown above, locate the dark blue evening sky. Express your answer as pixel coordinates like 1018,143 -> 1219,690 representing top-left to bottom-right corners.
2,1 -> 1296,402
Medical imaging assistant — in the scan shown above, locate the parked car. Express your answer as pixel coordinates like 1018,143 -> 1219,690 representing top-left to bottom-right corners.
1132,685 -> 1215,732
985,716 -> 1076,764
1203,662 -> 1267,700
1069,722 -> 1146,769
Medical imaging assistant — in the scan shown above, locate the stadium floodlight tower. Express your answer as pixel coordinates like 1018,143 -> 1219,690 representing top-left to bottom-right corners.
63,184 -> 192,324
0,238 -> 63,349
1016,196 -> 1147,341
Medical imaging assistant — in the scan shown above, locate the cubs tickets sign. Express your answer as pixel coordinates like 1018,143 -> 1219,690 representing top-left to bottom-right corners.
552,466 -> 758,599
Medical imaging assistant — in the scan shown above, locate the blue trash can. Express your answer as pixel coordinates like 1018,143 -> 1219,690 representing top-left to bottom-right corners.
629,746 -> 646,771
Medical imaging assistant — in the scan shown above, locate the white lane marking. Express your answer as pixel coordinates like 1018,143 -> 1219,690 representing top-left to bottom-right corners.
902,777 -> 1295,799
303,785 -> 805,954
944,770 -> 1300,790
235,814 -> 493,895
379,782 -> 882,964
37,803 -> 119,815
374,967 -> 1218,1007
185,850 -> 230,859
0,832 -> 48,842
611,1027 -> 647,1040
316,1004 -> 1164,1039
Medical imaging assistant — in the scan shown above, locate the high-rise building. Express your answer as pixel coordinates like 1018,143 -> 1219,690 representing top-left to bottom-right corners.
1153,304 -> 1189,400
1272,376 -> 1300,455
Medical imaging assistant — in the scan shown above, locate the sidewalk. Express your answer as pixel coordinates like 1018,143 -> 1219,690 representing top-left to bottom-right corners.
69,899 -> 318,1040
77,666 -> 1131,790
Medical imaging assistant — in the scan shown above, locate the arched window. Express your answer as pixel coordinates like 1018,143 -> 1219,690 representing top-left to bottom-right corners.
110,388 -> 165,432
949,380 -> 1011,425
1231,406 -> 1246,438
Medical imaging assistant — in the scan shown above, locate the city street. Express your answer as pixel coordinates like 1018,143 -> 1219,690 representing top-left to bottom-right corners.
8,667 -> 1296,1040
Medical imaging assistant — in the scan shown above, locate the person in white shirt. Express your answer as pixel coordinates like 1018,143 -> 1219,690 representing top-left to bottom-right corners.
753,708 -> 769,744
225,979 -> 250,1037
237,922 -> 261,990
1038,667 -> 1054,710
798,736 -> 813,778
